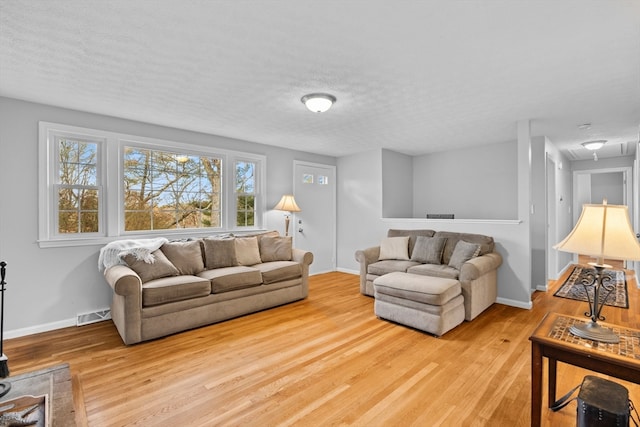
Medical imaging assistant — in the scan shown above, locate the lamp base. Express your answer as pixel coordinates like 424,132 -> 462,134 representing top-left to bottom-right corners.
570,322 -> 620,344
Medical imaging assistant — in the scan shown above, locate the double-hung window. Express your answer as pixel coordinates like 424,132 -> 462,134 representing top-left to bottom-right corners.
39,122 -> 265,247
235,160 -> 257,228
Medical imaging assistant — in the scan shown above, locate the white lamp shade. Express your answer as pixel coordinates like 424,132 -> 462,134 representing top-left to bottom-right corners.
554,203 -> 640,263
273,194 -> 301,212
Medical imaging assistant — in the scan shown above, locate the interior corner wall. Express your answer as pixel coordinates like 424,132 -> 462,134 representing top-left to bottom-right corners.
412,141 -> 518,219
530,136 -> 546,289
337,144 -> 533,310
336,149 -> 386,271
0,96 -> 335,337
381,149 -> 413,218
544,138 -> 574,275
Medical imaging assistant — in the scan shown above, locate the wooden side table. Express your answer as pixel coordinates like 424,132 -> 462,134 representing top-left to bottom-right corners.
529,312 -> 640,427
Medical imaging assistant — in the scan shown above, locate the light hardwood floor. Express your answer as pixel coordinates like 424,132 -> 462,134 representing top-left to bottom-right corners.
4,268 -> 640,426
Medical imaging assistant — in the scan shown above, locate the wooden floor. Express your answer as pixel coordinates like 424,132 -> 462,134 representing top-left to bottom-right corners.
4,268 -> 640,426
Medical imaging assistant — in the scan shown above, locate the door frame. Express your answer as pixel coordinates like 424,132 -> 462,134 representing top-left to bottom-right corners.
572,166 -> 633,268
545,154 -> 558,284
293,160 -> 337,273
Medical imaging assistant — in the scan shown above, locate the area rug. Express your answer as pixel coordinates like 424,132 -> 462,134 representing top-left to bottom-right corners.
554,265 -> 628,308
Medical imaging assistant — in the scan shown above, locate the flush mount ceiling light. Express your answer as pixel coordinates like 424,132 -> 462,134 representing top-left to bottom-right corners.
301,93 -> 336,113
581,140 -> 607,151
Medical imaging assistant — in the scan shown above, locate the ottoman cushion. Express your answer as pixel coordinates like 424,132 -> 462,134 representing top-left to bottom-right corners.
373,272 -> 461,306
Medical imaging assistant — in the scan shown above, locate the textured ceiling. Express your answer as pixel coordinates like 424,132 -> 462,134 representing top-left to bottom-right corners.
1,0 -> 639,160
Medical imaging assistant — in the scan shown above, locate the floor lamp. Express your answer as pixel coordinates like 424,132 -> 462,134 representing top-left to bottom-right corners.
273,195 -> 301,237
554,200 -> 640,343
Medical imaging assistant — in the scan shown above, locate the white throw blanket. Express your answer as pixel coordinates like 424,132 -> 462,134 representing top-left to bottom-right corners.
98,237 -> 169,272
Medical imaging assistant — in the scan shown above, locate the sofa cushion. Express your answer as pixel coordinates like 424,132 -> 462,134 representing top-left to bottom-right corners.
368,260 -> 421,276
235,236 -> 262,266
198,266 -> 263,293
259,236 -> 292,262
378,236 -> 410,260
448,240 -> 481,270
407,264 -> 460,280
253,261 -> 302,284
434,231 -> 494,264
160,240 -> 205,275
410,236 -> 447,264
121,249 -> 179,283
387,229 -> 435,257
141,275 -> 211,306
373,272 -> 461,306
202,237 -> 237,269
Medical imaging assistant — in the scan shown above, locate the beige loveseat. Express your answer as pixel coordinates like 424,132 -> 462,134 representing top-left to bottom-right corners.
355,229 -> 502,321
100,231 -> 313,345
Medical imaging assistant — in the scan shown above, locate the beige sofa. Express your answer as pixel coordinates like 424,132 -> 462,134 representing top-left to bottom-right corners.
355,229 -> 502,321
101,231 -> 313,345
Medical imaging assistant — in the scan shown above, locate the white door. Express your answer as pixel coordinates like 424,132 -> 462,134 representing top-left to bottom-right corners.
293,161 -> 336,275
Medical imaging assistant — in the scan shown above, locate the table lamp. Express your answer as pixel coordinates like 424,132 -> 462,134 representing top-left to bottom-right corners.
554,200 -> 640,343
273,195 -> 301,237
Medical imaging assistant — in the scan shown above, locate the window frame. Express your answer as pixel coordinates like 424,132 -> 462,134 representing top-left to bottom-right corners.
38,122 -> 266,248
234,158 -> 259,229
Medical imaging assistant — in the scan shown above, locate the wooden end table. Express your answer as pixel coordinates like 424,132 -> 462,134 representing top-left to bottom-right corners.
529,312 -> 640,427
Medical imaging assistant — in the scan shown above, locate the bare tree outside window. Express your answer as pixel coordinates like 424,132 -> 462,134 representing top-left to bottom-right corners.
57,137 -> 100,233
236,161 -> 256,227
123,147 -> 222,231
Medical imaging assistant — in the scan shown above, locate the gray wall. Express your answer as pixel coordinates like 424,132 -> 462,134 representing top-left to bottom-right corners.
0,96 -> 335,336
381,149 -> 413,218
412,141 -> 518,219
591,172 -> 624,205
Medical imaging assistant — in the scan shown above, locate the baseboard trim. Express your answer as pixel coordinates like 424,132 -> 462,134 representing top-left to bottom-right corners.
5,318 -> 77,339
497,297 -> 532,310
336,267 -> 358,275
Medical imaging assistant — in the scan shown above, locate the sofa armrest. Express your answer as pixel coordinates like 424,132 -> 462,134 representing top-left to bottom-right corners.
355,246 -> 380,266
104,264 -> 142,296
354,246 -> 380,293
292,248 -> 314,267
459,252 -> 503,282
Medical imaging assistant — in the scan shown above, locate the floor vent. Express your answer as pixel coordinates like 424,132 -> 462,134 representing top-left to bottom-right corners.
77,309 -> 111,326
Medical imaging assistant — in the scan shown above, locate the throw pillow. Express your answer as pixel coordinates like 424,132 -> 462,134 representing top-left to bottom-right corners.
160,240 -> 205,275
448,240 -> 481,270
259,236 -> 293,262
411,236 -> 447,264
202,237 -> 238,269
121,249 -> 179,283
235,236 -> 262,266
378,236 -> 410,260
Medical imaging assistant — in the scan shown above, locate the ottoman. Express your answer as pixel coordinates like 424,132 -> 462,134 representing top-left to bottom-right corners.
373,272 -> 465,336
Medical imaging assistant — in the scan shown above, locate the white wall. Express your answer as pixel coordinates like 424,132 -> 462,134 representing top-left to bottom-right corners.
381,149 -> 413,218
412,141 -> 517,219
0,97 -> 335,337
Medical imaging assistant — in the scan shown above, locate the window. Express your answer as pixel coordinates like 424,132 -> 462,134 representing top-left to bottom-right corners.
123,147 -> 222,231
39,122 -> 265,247
235,161 -> 256,227
56,136 -> 101,234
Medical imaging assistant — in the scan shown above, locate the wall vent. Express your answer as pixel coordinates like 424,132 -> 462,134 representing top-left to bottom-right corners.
76,309 -> 111,326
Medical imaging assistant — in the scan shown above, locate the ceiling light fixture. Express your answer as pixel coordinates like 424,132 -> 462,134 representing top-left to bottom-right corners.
581,140 -> 606,151
301,93 -> 336,113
